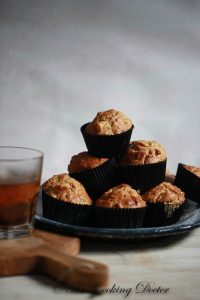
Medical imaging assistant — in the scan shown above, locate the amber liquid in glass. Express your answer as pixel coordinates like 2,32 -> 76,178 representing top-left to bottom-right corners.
0,181 -> 40,227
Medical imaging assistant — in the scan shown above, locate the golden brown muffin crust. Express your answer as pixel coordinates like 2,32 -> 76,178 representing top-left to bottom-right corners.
85,109 -> 132,135
96,184 -> 146,208
183,164 -> 200,177
142,182 -> 185,204
42,173 -> 92,205
119,140 -> 167,165
68,152 -> 108,174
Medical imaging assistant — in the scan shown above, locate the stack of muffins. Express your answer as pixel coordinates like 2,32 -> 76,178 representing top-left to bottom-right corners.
42,109 -> 190,228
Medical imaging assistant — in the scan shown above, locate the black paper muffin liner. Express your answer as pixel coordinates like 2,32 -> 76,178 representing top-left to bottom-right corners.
70,158 -> 117,200
42,190 -> 92,225
174,163 -> 200,203
143,200 -> 186,227
94,206 -> 146,228
118,159 -> 167,194
80,123 -> 134,158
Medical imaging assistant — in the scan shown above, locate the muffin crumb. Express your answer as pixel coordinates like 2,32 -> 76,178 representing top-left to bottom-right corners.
119,140 -> 167,165
142,182 -> 185,204
42,173 -> 92,205
96,184 -> 146,208
183,164 -> 200,177
85,109 -> 132,135
68,152 -> 108,173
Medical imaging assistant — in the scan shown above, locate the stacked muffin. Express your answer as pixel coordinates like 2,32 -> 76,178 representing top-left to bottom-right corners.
81,109 -> 133,157
42,108 -> 187,228
118,140 -> 167,193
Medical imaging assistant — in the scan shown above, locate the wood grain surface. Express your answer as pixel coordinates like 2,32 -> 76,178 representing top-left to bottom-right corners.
1,228 -> 200,300
0,229 -> 108,292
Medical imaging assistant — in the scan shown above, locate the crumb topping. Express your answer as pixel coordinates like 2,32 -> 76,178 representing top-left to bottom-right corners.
96,184 -> 146,208
142,182 -> 185,204
42,173 -> 92,205
85,109 -> 132,135
119,140 -> 167,165
183,164 -> 200,177
68,152 -> 108,173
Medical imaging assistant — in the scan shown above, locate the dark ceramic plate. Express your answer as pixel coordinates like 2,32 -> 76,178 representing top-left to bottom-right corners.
34,197 -> 200,240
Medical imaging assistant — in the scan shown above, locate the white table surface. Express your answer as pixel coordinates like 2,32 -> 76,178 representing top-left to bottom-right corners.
1,228 -> 200,300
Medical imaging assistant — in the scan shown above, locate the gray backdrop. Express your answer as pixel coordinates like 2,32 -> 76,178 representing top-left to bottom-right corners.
0,0 -> 200,181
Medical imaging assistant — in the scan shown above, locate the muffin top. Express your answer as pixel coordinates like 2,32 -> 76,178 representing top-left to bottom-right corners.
142,182 -> 185,204
96,184 -> 146,208
42,173 -> 92,205
68,151 -> 108,174
183,164 -> 200,177
119,140 -> 167,165
85,109 -> 132,135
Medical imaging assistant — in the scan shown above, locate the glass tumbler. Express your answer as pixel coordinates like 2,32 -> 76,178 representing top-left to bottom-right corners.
0,146 -> 43,239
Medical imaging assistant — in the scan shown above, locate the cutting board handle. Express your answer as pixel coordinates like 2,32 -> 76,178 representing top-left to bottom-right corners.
38,246 -> 108,292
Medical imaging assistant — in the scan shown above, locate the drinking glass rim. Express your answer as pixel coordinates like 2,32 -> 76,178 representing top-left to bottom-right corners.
0,146 -> 43,162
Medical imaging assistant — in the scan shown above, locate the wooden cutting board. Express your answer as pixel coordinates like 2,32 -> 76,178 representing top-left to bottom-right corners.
0,229 -> 108,292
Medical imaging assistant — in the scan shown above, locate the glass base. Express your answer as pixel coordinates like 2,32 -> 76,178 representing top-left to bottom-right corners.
0,224 -> 32,239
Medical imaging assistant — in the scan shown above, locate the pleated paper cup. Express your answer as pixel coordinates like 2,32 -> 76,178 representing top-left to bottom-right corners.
143,200 -> 186,227
174,163 -> 200,203
70,158 -> 117,200
81,123 -> 134,158
42,190 -> 92,225
94,206 -> 146,228
118,159 -> 167,194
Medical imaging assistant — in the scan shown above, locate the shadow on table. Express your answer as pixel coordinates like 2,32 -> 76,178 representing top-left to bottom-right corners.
80,231 -> 193,253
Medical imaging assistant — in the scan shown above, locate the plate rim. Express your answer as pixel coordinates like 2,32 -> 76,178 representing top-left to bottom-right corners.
34,199 -> 200,240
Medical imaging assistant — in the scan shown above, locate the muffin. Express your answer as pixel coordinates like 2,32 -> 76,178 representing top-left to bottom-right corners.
118,140 -> 167,193
42,173 -> 92,225
143,182 -> 186,227
95,184 -> 146,228
174,163 -> 200,203
81,109 -> 134,157
68,152 -> 116,200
